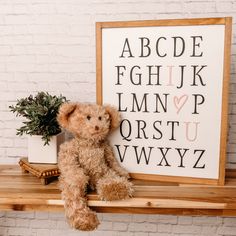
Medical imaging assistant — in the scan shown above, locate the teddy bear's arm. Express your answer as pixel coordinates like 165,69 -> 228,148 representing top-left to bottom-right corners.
104,144 -> 130,179
58,140 -> 89,195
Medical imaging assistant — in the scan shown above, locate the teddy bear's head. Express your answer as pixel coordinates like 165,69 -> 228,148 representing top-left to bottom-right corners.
57,103 -> 120,142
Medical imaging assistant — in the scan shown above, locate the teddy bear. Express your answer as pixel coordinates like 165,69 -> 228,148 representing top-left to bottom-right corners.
57,102 -> 133,231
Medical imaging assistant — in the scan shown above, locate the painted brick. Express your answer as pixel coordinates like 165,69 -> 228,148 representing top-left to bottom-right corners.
97,221 -> 113,231
158,215 -> 178,224
0,213 -> 5,218
56,220 -> 70,230
132,214 -> 149,223
5,15 -> 32,25
184,1 -> 216,13
34,228 -> 49,236
0,226 -> 8,236
14,138 -> 27,147
48,212 -> 65,220
30,219 -> 57,229
133,233 -> 148,236
0,4 -> 12,14
41,229 -> 68,236
178,216 -> 193,225
12,4 -> 28,14
6,147 -> 27,157
12,25 -> 29,35
166,2 -> 183,13
102,213 -> 133,222
90,231 -> 117,236
94,214 -> 101,222
16,218 -> 30,227
8,227 -> 34,236
218,226 -> 236,235
1,218 -> 16,227
201,226 -> 218,235
0,46 -> 11,55
172,225 -> 202,234
216,1 -> 234,13
147,214 -> 160,223
116,233 -> 134,236
223,217 -> 236,226
192,216 -> 223,226
28,4 -> 56,14
13,212 -> 35,219
157,223 -> 173,233
113,222 -> 128,231
149,233 -> 172,236
35,212 -> 49,220
128,222 -> 157,232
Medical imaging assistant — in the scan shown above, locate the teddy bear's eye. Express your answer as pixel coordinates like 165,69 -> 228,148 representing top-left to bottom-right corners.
98,116 -> 102,121
87,115 -> 91,120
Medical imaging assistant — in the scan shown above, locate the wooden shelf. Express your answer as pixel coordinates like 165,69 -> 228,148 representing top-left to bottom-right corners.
1,165 -> 236,216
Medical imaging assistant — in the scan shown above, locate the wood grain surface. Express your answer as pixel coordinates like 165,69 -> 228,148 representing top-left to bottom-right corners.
1,165 -> 236,216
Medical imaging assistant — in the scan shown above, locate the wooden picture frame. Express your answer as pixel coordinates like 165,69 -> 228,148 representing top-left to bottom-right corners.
96,17 -> 232,185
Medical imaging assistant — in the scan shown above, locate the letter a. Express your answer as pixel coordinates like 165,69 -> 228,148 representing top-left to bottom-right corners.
120,38 -> 134,58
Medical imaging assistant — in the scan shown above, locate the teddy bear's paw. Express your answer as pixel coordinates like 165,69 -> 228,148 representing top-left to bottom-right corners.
116,168 -> 131,179
97,177 -> 133,201
69,209 -> 100,231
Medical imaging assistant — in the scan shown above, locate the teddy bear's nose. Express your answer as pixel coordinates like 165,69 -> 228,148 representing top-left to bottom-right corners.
95,125 -> 99,131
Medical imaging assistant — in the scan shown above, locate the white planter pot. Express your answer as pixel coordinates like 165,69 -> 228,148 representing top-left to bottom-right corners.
28,132 -> 65,164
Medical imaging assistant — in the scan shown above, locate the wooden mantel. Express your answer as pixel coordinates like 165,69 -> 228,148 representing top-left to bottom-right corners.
1,165 -> 236,216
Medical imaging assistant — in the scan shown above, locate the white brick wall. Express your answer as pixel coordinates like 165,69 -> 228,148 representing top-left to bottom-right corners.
2,212 -> 236,236
0,0 -> 236,235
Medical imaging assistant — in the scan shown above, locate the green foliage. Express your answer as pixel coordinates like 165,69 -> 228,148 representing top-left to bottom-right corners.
9,92 -> 67,145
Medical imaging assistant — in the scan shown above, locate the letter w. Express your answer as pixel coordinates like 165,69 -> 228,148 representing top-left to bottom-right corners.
133,146 -> 153,165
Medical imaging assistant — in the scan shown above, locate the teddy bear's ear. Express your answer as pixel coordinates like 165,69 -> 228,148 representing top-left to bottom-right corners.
57,102 -> 77,129
105,105 -> 121,131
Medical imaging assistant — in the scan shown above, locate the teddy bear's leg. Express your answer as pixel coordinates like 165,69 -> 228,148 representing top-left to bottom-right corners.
59,177 -> 100,231
96,170 -> 133,201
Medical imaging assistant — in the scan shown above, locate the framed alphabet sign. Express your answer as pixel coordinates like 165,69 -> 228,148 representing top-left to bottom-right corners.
96,17 -> 232,185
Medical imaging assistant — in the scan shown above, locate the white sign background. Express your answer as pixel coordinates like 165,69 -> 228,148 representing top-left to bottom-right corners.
102,25 -> 225,179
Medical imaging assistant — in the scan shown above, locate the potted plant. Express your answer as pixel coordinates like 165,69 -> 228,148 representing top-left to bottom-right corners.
9,91 -> 68,164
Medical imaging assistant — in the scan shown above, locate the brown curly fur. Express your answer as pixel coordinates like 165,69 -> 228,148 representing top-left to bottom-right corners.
57,103 -> 133,231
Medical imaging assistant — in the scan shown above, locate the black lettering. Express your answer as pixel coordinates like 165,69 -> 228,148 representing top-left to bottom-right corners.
154,93 -> 169,113
193,149 -> 206,169
133,146 -> 153,165
146,65 -> 162,85
114,145 -> 129,162
117,93 -> 127,112
130,66 -> 141,85
115,66 -> 126,85
167,121 -> 179,141
173,36 -> 185,57
157,147 -> 171,166
120,38 -> 134,58
191,65 -> 207,86
136,120 -> 148,139
190,36 -> 203,57
176,65 -> 186,89
131,93 -> 149,112
120,119 -> 132,141
153,120 -> 163,140
156,37 -> 167,57
192,94 -> 205,114
139,37 -> 151,57
176,148 -> 189,168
